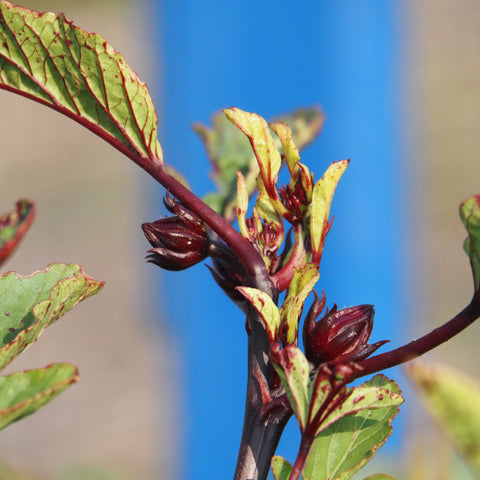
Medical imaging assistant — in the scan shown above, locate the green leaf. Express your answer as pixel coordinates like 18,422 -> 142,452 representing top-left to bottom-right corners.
317,375 -> 404,436
280,263 -> 319,344
303,376 -> 402,480
310,160 -> 349,264
406,362 -> 480,476
224,107 -> 282,197
236,171 -> 250,240
0,199 -> 35,267
272,345 -> 311,431
271,456 -> 294,480
460,195 -> 480,300
270,122 -> 301,180
236,287 -> 280,343
0,363 -> 78,430
0,263 -> 103,371
0,1 -> 162,162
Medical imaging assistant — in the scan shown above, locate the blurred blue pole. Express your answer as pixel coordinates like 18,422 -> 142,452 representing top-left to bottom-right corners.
153,2 -> 406,479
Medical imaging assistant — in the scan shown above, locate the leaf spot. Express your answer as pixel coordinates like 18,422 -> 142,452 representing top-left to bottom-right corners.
352,395 -> 365,405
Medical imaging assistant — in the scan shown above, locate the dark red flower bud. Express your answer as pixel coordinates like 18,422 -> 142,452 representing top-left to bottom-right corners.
142,196 -> 210,271
303,292 -> 388,366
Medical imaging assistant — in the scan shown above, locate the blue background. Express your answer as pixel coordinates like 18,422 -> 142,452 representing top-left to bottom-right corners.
153,2 -> 406,478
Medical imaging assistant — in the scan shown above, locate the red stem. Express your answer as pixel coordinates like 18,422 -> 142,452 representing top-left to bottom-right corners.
355,300 -> 480,378
233,311 -> 290,480
289,435 -> 314,480
271,224 -> 306,292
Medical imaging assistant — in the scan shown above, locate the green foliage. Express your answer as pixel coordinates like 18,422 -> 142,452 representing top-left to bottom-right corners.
237,286 -> 280,343
280,264 -> 319,344
316,375 -> 403,435
0,262 -> 103,429
0,461 -> 33,480
273,346 -> 312,432
0,0 -> 161,161
0,195 -> 104,432
271,456 -> 294,480
195,108 -> 323,220
407,363 -> 480,477
273,345 -> 403,438
310,160 -> 349,264
0,363 -> 78,430
0,263 -> 103,371
224,107 -> 283,197
302,377 -> 401,480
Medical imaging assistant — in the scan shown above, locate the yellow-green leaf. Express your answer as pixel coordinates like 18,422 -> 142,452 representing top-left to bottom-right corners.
236,171 -> 251,240
280,263 -> 319,344
236,287 -> 280,342
310,160 -> 349,264
270,122 -> 301,179
272,345 -> 311,431
224,107 -> 281,196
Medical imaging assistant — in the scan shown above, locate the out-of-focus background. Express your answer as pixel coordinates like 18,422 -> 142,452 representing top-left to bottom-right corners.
0,1 -> 479,480
0,1 -> 178,479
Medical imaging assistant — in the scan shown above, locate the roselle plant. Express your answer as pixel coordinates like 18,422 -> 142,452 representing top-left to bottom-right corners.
0,2 -> 479,479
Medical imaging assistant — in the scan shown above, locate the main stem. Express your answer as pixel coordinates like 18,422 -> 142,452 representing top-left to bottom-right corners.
233,308 -> 291,480
141,160 -> 286,479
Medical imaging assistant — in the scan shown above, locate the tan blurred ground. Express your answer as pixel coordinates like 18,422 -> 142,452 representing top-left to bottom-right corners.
0,1 -> 178,479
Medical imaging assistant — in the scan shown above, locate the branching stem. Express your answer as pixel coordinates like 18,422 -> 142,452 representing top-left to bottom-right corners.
142,162 -> 271,286
355,300 -> 480,378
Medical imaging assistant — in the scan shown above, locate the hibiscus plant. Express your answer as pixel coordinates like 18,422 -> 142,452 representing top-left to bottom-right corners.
0,2 -> 480,480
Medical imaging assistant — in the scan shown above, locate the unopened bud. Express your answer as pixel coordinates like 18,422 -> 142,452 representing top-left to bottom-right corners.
303,292 -> 387,365
142,196 -> 210,271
